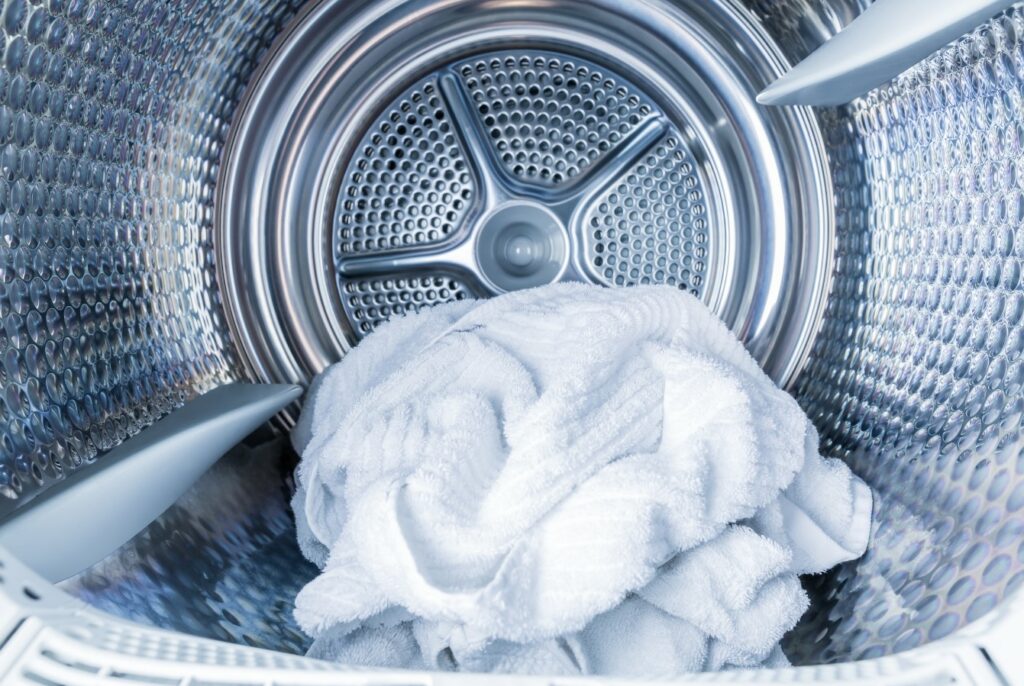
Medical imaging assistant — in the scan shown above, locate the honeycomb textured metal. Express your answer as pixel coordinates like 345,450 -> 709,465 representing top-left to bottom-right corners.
341,275 -> 475,335
456,53 -> 655,187
62,443 -> 317,654
334,77 -> 474,258
0,0 -> 303,511
581,135 -> 708,291
786,5 -> 1024,664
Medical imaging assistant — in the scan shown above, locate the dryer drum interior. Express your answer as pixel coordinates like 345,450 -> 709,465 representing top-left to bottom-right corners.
0,0 -> 1021,683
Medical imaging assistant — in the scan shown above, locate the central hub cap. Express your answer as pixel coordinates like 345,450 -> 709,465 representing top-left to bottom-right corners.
476,203 -> 568,291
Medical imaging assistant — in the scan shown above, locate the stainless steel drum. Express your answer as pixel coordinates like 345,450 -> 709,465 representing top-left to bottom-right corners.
2,0 -> 1023,674
216,0 -> 833,390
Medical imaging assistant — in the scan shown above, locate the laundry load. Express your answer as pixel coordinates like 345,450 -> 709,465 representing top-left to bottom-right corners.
290,283 -> 872,676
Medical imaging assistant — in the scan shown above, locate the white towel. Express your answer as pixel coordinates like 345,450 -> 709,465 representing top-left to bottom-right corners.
291,283 -> 871,676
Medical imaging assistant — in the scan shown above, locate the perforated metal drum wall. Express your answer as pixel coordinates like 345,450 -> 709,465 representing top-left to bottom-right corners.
64,440 -> 317,654
787,6 -> 1024,663
0,0 -> 303,514
332,51 -> 715,337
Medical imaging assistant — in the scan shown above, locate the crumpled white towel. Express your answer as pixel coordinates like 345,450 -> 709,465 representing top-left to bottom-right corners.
291,283 -> 872,676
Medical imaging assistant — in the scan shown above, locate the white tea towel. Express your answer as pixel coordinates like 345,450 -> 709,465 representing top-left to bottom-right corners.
291,283 -> 871,676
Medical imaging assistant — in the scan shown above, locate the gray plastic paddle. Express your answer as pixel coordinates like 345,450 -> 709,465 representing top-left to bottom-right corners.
758,0 -> 1016,106
0,383 -> 301,582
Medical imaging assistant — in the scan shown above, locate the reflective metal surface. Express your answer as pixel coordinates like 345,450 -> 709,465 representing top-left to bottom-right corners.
4,0 -> 1024,673
332,52 -> 714,316
61,439 -> 317,655
0,0 -> 304,514
217,0 -> 834,391
756,1 -> 1018,106
788,6 -> 1024,662
743,0 -> 873,64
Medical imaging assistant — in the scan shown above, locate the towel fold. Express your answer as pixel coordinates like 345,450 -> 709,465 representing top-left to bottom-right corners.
292,284 -> 871,676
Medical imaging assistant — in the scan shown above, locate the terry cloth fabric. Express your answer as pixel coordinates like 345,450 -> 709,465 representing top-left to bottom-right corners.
291,283 -> 872,676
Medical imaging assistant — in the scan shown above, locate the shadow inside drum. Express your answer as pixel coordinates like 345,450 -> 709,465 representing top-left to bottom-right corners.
60,439 -> 318,655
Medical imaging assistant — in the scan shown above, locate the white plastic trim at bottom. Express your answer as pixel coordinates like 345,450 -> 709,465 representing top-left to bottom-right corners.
0,547 -> 1017,686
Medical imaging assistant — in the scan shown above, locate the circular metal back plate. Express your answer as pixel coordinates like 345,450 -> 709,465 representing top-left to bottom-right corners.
216,0 -> 834,393
333,50 -> 715,333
